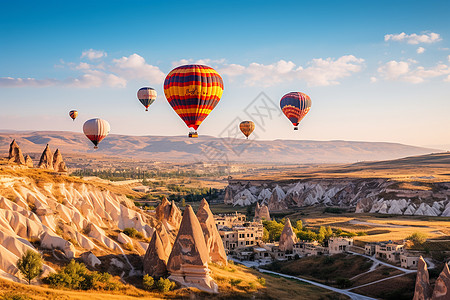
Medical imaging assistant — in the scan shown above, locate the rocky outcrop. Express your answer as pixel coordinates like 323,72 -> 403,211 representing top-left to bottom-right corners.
8,140 -> 25,165
155,197 -> 182,231
25,155 -> 33,168
52,149 -> 68,173
38,144 -> 53,170
80,251 -> 101,268
167,205 -> 218,293
255,202 -> 270,220
432,263 -> 450,300
413,256 -> 432,300
278,218 -> 298,252
196,199 -> 227,266
143,231 -> 169,278
225,179 -> 450,216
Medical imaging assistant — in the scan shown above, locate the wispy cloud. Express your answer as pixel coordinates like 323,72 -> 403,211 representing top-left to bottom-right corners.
377,60 -> 450,83
384,32 -> 442,45
0,52 -> 163,88
416,47 -> 425,54
175,55 -> 365,87
81,49 -> 107,60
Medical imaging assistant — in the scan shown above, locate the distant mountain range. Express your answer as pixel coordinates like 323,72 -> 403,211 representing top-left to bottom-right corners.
0,130 -> 441,164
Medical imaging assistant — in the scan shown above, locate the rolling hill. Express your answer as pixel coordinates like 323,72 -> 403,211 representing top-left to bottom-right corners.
0,130 -> 440,164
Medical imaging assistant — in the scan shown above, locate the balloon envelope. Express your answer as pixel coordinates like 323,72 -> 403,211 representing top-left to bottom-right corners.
239,121 -> 255,139
69,110 -> 78,121
280,92 -> 311,130
137,87 -> 157,111
164,64 -> 224,136
83,118 -> 110,149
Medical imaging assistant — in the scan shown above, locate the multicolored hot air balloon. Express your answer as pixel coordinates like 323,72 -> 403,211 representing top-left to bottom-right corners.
137,87 -> 157,111
83,118 -> 110,149
280,92 -> 311,130
239,121 -> 255,139
164,64 -> 224,138
69,110 -> 78,121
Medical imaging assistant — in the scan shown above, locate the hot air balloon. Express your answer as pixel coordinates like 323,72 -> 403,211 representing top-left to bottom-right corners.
164,64 -> 224,138
69,110 -> 78,121
137,87 -> 157,111
239,121 -> 255,139
83,118 -> 110,149
280,92 -> 311,130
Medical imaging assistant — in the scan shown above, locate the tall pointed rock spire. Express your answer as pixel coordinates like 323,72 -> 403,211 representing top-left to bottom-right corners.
278,218 -> 298,251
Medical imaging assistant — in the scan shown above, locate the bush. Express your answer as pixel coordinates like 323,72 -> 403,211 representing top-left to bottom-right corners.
16,250 -> 43,284
123,243 -> 134,251
407,232 -> 427,245
123,227 -> 138,237
143,274 -> 154,291
43,260 -> 115,290
154,278 -> 176,292
1,293 -> 32,300
230,279 -> 242,286
257,277 -> 266,286
336,277 -> 352,288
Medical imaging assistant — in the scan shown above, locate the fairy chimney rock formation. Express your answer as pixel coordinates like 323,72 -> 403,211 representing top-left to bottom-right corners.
155,197 -> 182,231
38,144 -> 53,170
278,218 -> 298,251
52,149 -> 68,172
196,199 -> 227,266
8,140 -> 25,165
167,205 -> 218,293
25,155 -> 33,168
143,230 -> 169,278
413,256 -> 432,300
432,263 -> 450,300
255,202 -> 270,220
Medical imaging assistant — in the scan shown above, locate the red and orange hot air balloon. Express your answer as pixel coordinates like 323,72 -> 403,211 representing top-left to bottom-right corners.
164,64 -> 224,138
69,110 -> 78,121
239,121 -> 255,139
83,118 -> 110,149
280,92 -> 311,130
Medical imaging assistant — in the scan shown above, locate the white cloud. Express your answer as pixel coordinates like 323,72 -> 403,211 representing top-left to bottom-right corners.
81,49 -> 107,60
213,55 -> 364,87
378,60 -> 450,83
448,55 -> 450,62
416,47 -> 425,54
384,32 -> 442,44
370,77 -> 377,83
171,58 -> 226,68
112,54 -> 165,83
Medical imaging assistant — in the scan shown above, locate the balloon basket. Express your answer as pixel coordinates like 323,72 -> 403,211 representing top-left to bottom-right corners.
294,127 -> 298,130
188,132 -> 199,138
94,146 -> 98,149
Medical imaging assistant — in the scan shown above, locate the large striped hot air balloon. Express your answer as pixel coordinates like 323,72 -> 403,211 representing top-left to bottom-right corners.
69,110 -> 78,121
280,92 -> 311,130
83,118 -> 110,149
137,87 -> 157,111
239,121 -> 255,139
164,64 -> 224,138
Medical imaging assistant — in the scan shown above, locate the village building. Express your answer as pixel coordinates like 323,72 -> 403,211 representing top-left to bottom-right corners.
328,237 -> 353,255
400,253 -> 419,269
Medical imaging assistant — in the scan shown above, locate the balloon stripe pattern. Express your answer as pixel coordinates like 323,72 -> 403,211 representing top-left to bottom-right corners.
164,65 -> 224,131
69,110 -> 78,121
280,92 -> 311,127
239,121 -> 255,139
137,87 -> 157,111
83,118 -> 110,148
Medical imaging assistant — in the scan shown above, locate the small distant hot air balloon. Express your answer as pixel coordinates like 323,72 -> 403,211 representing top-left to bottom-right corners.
164,64 -> 224,138
83,118 -> 110,149
69,110 -> 78,121
239,121 -> 255,139
280,92 -> 311,130
137,87 -> 157,111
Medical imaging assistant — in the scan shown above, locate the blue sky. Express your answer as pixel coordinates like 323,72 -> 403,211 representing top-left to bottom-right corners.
1,0 -> 449,149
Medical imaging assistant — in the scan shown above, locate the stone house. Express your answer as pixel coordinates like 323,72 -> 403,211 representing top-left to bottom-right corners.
328,237 -> 353,255
400,253 -> 419,269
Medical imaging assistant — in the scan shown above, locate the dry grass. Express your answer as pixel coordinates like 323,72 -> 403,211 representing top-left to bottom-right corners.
350,266 -> 403,287
352,273 -> 416,300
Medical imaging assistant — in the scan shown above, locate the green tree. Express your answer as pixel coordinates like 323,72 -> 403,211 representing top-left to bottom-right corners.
407,232 -> 427,246
262,227 -> 269,242
325,226 -> 333,238
318,226 -> 327,242
16,250 -> 43,284
181,198 -> 186,207
295,220 -> 303,232
142,274 -> 154,291
155,278 -> 176,292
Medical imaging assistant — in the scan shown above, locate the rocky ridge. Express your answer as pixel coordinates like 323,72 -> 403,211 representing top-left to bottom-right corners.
224,178 -> 450,216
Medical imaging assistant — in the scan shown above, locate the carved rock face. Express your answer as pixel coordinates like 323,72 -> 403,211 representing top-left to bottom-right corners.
278,218 -> 298,252
38,144 -> 53,170
413,257 -> 432,300
8,140 -> 25,165
432,263 -> 450,300
143,231 -> 169,278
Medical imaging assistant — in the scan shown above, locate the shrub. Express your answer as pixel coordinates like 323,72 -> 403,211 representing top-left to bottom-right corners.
257,277 -> 266,286
336,277 -> 352,288
123,227 -> 138,238
154,278 -> 176,292
123,243 -> 134,251
230,279 -> 242,286
135,232 -> 144,239
407,232 -> 427,245
16,250 -> 43,284
43,260 -> 115,290
143,274 -> 154,291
